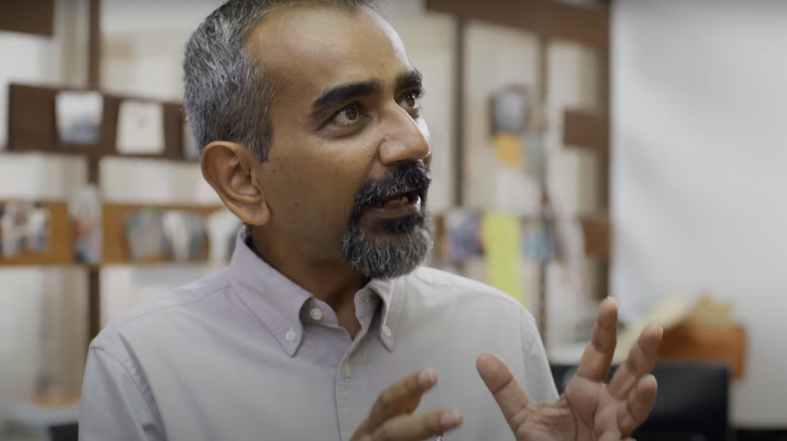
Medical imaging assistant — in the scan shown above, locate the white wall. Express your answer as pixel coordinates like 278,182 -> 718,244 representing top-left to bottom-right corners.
0,33 -> 59,148
612,0 -> 787,427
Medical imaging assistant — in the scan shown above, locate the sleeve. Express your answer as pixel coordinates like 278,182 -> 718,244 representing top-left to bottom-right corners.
79,347 -> 166,441
518,308 -> 560,402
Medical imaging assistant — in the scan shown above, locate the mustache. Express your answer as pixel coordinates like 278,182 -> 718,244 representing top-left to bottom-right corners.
350,161 -> 432,217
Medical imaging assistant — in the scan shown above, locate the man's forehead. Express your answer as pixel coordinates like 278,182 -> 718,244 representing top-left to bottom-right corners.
248,5 -> 410,96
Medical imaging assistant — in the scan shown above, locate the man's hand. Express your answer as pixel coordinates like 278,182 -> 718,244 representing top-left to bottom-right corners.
351,368 -> 463,441
478,298 -> 663,441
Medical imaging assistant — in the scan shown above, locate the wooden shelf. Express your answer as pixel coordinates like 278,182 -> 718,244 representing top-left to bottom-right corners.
0,1 -> 55,37
0,200 -> 225,267
0,201 -> 73,266
102,203 -> 224,265
563,110 -> 609,152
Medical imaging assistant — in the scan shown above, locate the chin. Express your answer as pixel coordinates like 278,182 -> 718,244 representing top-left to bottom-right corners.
342,216 -> 434,280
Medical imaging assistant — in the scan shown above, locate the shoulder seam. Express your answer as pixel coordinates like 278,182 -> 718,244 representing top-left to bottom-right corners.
89,346 -> 166,431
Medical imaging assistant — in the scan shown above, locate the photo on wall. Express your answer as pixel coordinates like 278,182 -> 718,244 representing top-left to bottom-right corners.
0,201 -> 50,258
70,186 -> 103,264
116,100 -> 165,155
55,91 -> 104,146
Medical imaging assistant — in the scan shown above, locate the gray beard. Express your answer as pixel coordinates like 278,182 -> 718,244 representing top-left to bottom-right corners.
341,214 -> 433,280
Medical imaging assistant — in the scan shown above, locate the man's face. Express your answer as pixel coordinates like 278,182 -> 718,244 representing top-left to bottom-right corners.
248,5 -> 433,278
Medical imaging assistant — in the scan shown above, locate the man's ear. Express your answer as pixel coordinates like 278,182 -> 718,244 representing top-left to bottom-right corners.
201,141 -> 270,227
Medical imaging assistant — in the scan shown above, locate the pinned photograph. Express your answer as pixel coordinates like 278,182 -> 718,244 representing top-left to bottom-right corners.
491,86 -> 529,135
161,211 -> 208,261
0,202 -> 25,258
124,209 -> 165,261
116,100 -> 165,155
55,91 -> 104,145
444,210 -> 483,262
162,211 -> 190,261
70,186 -> 103,264
25,203 -> 50,253
0,201 -> 50,258
185,213 -> 207,260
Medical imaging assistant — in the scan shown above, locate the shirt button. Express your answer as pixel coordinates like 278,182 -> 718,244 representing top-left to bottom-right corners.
382,325 -> 393,338
285,328 -> 296,341
343,363 -> 353,379
309,308 -> 323,321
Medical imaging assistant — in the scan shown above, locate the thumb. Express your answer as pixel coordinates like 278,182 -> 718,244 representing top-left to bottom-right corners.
476,354 -> 532,432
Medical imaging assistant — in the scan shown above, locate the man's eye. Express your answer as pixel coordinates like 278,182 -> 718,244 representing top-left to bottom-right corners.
401,90 -> 423,110
333,106 -> 361,126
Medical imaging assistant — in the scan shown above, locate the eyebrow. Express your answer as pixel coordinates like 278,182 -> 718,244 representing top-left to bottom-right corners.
396,69 -> 423,92
309,68 -> 424,121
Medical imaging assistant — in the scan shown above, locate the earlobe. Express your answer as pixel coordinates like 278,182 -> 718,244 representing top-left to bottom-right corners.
201,141 -> 271,227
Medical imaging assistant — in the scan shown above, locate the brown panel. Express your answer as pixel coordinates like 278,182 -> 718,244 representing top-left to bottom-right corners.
88,0 -> 101,88
579,214 -> 611,258
0,0 -> 55,37
7,84 -> 58,153
162,103 -> 186,161
8,84 -> 114,158
563,110 -> 609,152
0,201 -> 74,266
426,0 -> 608,49
659,325 -> 747,379
102,203 -> 224,265
8,83 -> 188,162
453,19 -> 466,206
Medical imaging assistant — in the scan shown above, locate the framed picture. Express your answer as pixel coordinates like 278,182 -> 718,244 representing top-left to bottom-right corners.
490,85 -> 530,135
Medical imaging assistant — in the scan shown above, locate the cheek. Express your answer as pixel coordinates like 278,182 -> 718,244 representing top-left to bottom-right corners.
264,153 -> 366,230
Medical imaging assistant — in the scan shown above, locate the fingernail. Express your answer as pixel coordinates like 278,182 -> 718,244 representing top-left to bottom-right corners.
418,369 -> 436,388
440,410 -> 461,428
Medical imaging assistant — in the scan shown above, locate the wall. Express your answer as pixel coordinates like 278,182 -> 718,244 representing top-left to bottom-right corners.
0,12 -> 76,422
611,0 -> 787,427
0,0 -> 603,426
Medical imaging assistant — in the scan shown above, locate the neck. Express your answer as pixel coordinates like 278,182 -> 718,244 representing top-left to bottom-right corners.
249,228 -> 367,338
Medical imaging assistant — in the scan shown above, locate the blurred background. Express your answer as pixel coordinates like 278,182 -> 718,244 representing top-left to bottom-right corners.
0,0 -> 784,440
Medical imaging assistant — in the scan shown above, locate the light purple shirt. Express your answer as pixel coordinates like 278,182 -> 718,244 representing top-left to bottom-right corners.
79,235 -> 558,440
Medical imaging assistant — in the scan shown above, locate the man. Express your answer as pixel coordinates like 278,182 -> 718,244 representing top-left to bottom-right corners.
79,1 -> 663,440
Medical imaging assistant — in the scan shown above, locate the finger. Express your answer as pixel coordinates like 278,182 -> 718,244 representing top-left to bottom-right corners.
372,409 -> 462,441
476,353 -> 531,431
608,325 -> 663,399
575,297 -> 618,382
618,374 -> 658,436
361,369 -> 439,433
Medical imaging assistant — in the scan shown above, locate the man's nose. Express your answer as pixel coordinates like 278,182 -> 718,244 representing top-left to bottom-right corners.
378,106 -> 431,165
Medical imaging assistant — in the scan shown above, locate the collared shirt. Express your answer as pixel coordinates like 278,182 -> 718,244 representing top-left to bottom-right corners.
79,235 -> 558,441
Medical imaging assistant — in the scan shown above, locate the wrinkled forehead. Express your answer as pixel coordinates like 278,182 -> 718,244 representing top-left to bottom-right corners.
247,5 -> 412,101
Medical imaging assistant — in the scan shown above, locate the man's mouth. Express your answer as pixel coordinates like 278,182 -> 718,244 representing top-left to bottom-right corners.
362,188 -> 425,220
372,189 -> 422,209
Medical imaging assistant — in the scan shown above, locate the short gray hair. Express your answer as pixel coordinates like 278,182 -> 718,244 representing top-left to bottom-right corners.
184,0 -> 374,161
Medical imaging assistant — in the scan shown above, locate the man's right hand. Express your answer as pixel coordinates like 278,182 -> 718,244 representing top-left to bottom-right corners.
350,368 -> 462,441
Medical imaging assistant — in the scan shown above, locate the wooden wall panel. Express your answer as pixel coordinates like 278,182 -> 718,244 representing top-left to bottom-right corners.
7,83 -> 186,160
579,214 -> 611,258
426,0 -> 608,49
0,0 -> 55,37
564,110 -> 609,152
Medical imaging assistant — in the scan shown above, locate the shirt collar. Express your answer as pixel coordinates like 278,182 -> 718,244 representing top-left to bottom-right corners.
225,233 -> 403,356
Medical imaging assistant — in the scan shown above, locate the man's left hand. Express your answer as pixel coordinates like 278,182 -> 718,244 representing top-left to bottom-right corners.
477,298 -> 663,441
